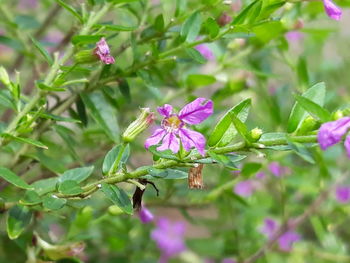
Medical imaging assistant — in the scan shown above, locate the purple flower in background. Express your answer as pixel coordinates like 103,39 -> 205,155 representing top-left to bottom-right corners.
268,162 -> 285,177
285,31 -> 304,43
145,98 -> 213,156
139,206 -> 154,224
335,186 -> 350,203
94,38 -> 115,64
323,0 -> 342,20
18,0 -> 38,9
222,259 -> 237,263
234,180 -> 255,197
317,117 -> 350,158
278,231 -> 301,251
260,218 -> 300,251
195,44 -> 215,60
256,171 -> 266,179
151,218 -> 186,263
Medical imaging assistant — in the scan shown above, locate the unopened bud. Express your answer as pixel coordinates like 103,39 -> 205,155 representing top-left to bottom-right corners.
293,19 -> 304,30
0,66 -> 11,87
74,49 -> 99,64
332,110 -> 344,120
108,205 -> 124,215
122,108 -> 155,142
250,127 -> 263,141
297,116 -> 318,135
217,12 -> 232,27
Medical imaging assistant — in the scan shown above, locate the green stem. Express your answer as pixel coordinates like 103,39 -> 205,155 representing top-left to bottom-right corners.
108,142 -> 128,175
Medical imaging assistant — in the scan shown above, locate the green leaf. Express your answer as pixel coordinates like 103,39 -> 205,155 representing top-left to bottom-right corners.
203,17 -> 220,39
101,183 -> 133,215
186,74 -> 216,87
72,35 -> 104,45
148,145 -> 179,161
31,178 -> 58,195
0,166 -> 32,190
241,162 -> 262,177
55,0 -> 83,23
81,92 -> 119,141
102,144 -> 130,174
94,24 -> 137,31
288,141 -> 315,164
30,37 -> 53,65
181,11 -> 202,42
294,94 -> 331,122
208,99 -> 251,147
1,133 -> 48,149
36,151 -> 66,174
37,112 -> 81,123
20,191 -> 42,206
118,79 -> 131,102
15,15 -> 40,30
148,168 -> 188,179
185,48 -> 207,64
36,82 -> 66,92
287,82 -> 326,133
42,195 -> 67,210
207,152 -> 240,170
229,111 -> 252,143
58,180 -> 83,195
7,205 -> 32,240
0,36 -> 23,50
297,57 -> 309,89
154,14 -> 165,32
59,166 -> 94,183
232,0 -> 261,25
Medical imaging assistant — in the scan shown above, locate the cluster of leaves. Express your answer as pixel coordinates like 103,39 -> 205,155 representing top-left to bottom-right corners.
0,0 -> 349,262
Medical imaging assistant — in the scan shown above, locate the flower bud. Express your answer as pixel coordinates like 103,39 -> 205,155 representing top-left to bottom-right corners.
250,127 -> 263,141
297,116 -> 317,135
74,50 -> 99,64
0,66 -> 11,87
108,205 -> 124,216
332,110 -> 344,120
122,108 -> 155,143
217,12 -> 232,27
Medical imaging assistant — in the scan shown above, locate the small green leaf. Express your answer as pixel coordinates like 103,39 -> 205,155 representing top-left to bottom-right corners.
36,82 -> 66,92
102,145 -> 130,174
0,166 -> 32,189
185,48 -> 207,64
232,0 -> 261,25
208,99 -> 251,147
148,145 -> 179,161
1,133 -> 48,149
58,180 -> 83,195
288,141 -> 315,164
229,112 -> 252,143
43,195 -> 67,210
37,112 -> 81,123
241,162 -> 262,177
20,191 -> 42,206
186,74 -> 216,87
59,166 -> 94,183
31,178 -> 58,196
94,24 -> 137,31
287,82 -> 326,133
207,152 -> 240,170
297,57 -> 309,89
101,183 -> 133,215
30,37 -> 53,65
72,35 -> 104,45
181,11 -> 202,42
7,205 -> 32,240
294,94 -> 331,122
55,0 -> 83,23
148,168 -> 188,179
154,14 -> 165,32
203,17 -> 220,39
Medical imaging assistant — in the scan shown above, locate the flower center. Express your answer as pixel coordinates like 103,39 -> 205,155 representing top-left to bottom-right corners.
162,115 -> 183,132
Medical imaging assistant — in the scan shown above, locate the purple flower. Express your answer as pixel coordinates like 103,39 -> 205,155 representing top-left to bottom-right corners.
234,180 -> 255,197
145,98 -> 213,156
195,44 -> 215,60
260,218 -> 300,251
18,0 -> 38,9
278,231 -> 301,252
268,162 -> 285,177
323,0 -> 342,20
317,117 -> 350,158
256,171 -> 266,179
222,259 -> 237,263
285,31 -> 304,43
94,37 -> 115,64
139,206 -> 154,224
151,218 -> 186,263
335,186 -> 350,203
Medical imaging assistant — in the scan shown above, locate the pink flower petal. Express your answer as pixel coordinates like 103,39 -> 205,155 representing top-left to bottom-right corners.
278,231 -> 301,251
157,132 -> 180,153
157,104 -> 173,117
95,37 -> 115,64
139,206 -> 154,224
145,128 -> 166,149
323,0 -> 342,20
335,185 -> 350,203
345,135 -> 350,159
318,117 -> 350,150
234,180 -> 254,197
178,128 -> 206,156
195,44 -> 215,60
178,98 -> 213,125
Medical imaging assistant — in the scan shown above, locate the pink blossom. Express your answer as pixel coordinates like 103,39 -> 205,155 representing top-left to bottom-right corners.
195,44 -> 215,60
335,186 -> 350,203
145,98 -> 213,156
285,31 -> 304,43
139,206 -> 154,224
317,117 -> 350,158
323,0 -> 342,20
268,162 -> 287,177
256,171 -> 266,179
151,218 -> 186,263
18,0 -> 38,9
94,37 -> 115,64
234,180 -> 255,197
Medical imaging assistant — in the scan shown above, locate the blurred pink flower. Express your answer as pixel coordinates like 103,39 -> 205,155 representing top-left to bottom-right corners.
268,162 -> 288,177
285,31 -> 304,43
335,186 -> 350,203
222,259 -> 237,263
151,218 -> 186,263
195,44 -> 215,60
139,206 -> 154,224
323,0 -> 342,20
18,0 -> 38,9
234,180 -> 255,197
256,171 -> 266,179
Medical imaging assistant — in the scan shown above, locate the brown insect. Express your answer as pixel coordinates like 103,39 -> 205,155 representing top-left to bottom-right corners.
132,179 -> 159,211
188,164 -> 204,189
